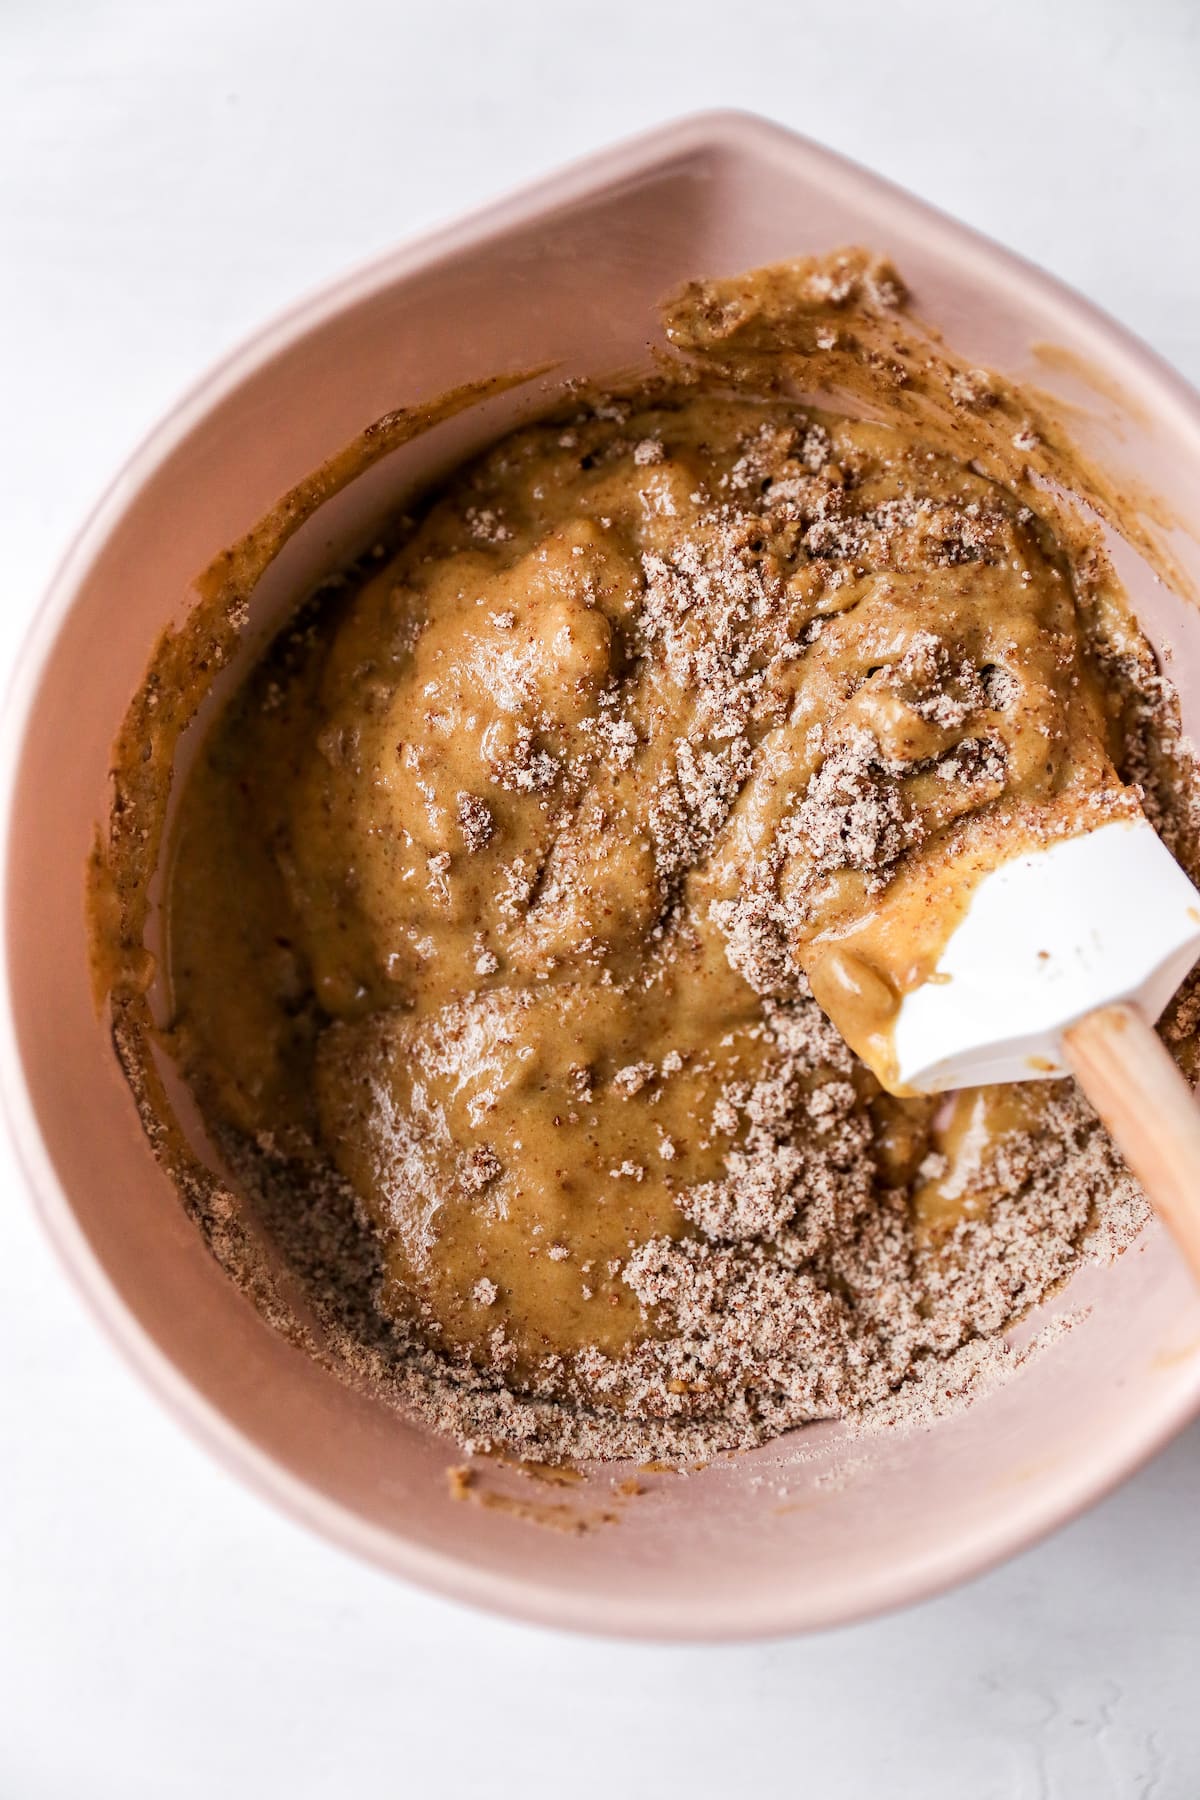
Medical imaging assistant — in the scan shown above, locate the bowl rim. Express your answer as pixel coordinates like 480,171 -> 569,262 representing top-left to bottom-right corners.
6,108 -> 1200,1642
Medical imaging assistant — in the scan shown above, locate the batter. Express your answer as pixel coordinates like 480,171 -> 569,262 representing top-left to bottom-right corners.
96,253 -> 1200,1459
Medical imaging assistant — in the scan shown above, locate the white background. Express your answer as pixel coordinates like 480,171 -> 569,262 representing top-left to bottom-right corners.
4,2 -> 1200,1794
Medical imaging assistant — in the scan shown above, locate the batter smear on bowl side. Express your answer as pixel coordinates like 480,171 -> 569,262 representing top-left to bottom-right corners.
96,253 -> 1200,1461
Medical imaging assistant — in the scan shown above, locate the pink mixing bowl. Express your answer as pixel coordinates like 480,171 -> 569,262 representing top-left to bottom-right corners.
6,113 -> 1200,1640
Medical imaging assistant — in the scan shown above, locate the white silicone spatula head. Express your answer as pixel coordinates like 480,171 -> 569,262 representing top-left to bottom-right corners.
826,811 -> 1200,1285
890,816 -> 1200,1092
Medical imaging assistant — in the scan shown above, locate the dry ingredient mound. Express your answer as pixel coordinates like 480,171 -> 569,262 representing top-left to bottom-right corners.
108,252 -> 1200,1465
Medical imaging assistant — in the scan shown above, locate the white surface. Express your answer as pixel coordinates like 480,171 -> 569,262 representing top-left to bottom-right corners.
894,820 -> 1200,1091
3,1 -> 1200,1794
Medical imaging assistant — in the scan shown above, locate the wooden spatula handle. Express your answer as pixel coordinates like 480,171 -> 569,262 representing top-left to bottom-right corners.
1063,1002 -> 1200,1282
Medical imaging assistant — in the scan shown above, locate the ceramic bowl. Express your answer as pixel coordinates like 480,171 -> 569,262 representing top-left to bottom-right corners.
7,112 -> 1200,1639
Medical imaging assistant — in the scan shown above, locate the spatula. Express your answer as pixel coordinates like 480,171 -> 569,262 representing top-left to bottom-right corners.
810,811 -> 1200,1279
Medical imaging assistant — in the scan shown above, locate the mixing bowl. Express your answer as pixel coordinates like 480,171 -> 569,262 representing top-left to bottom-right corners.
6,112 -> 1200,1639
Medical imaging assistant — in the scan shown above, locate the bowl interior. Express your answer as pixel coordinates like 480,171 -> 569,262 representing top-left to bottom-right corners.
8,114 -> 1200,1638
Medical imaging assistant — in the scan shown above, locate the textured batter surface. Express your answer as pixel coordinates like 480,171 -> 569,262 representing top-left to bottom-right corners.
146,256 -> 1200,1459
